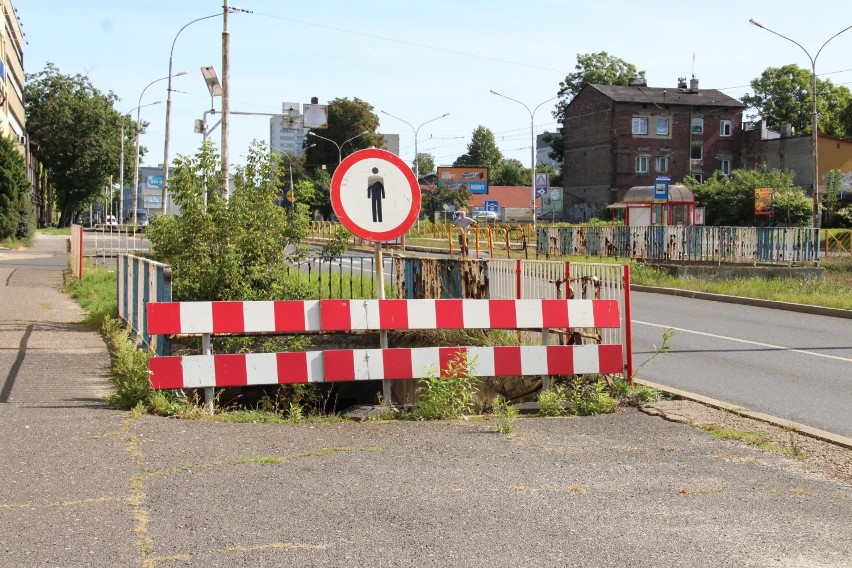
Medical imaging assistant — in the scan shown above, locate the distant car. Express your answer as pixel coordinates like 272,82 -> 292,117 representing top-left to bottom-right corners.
472,211 -> 498,222
537,212 -> 565,222
124,210 -> 150,231
105,215 -> 118,226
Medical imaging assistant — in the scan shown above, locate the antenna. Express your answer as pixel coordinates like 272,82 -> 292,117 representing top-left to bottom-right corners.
691,53 -> 696,78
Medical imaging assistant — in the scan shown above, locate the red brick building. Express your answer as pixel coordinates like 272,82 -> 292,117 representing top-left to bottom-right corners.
561,78 -> 745,221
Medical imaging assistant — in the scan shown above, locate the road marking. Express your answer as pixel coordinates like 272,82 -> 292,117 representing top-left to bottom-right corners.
634,320 -> 852,364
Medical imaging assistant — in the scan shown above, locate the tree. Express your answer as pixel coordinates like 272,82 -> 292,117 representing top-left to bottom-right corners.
454,126 -> 503,170
307,168 -> 332,220
305,97 -> 383,171
412,152 -> 435,176
421,185 -> 471,223
492,158 -> 528,186
25,63 -> 136,226
550,52 -> 645,166
0,134 -> 34,241
684,168 -> 811,226
741,64 -> 852,137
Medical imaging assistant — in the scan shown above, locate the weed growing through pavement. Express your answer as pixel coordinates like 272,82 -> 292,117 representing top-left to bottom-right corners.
417,352 -> 480,420
492,396 -> 519,434
537,385 -> 569,417
570,376 -> 619,416
701,425 -> 804,459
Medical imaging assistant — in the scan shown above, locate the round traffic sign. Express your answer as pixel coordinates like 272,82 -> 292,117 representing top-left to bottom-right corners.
330,148 -> 420,241
285,189 -> 295,203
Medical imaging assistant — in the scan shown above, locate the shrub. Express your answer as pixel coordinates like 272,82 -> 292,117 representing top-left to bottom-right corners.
417,352 -> 479,420
537,385 -> 569,417
102,317 -> 152,410
570,376 -> 618,416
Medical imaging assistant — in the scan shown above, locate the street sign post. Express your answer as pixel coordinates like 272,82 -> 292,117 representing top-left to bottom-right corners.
654,175 -> 670,202
535,172 -> 548,198
483,200 -> 498,213
330,148 -> 421,404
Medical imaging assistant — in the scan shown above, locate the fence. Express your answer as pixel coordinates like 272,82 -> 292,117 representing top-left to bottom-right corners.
146,297 -> 628,412
537,225 -> 820,263
117,254 -> 172,356
284,256 -> 386,299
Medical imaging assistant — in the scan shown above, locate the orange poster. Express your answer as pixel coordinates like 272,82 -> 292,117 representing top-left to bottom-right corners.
755,187 -> 772,217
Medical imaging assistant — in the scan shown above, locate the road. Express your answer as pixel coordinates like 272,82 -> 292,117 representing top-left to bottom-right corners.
631,291 -> 852,438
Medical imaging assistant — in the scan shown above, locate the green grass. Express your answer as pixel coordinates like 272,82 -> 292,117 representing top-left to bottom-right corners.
702,425 -> 804,459
36,227 -> 72,235
65,267 -> 118,327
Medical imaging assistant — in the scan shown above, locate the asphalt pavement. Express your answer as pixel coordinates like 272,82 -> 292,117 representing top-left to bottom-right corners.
0,235 -> 851,567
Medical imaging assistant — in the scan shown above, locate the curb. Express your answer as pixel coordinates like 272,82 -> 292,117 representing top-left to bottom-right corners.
630,285 -> 852,319
635,379 -> 852,450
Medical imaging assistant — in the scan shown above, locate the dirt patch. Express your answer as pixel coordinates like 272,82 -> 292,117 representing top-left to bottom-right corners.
641,399 -> 852,485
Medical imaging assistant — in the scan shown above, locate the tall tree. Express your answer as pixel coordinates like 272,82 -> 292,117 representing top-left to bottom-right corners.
412,152 -> 435,176
550,52 -> 645,166
421,185 -> 471,223
25,63 -> 133,226
305,97 -> 383,171
492,158 -> 528,186
741,64 -> 852,137
454,126 -> 503,170
0,134 -> 34,240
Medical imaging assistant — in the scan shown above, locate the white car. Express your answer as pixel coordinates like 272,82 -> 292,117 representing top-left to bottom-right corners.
473,211 -> 498,222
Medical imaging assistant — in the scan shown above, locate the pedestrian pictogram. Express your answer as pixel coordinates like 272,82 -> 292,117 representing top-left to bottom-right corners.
331,148 -> 421,241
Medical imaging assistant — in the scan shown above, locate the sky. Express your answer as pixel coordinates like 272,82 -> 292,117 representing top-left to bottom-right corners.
16,0 -> 852,171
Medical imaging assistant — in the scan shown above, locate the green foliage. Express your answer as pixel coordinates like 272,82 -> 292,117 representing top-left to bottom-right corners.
65,266 -> 117,328
684,168 -> 811,226
537,385 -> 569,417
102,317 -> 153,410
421,184 -> 471,222
0,134 -> 34,241
146,141 -> 310,301
417,352 -> 480,420
742,64 -> 852,138
492,396 -> 519,434
836,206 -> 852,229
25,63 -> 135,226
554,52 -> 645,124
612,379 -> 662,404
305,97 -> 382,171
317,224 -> 351,262
306,168 -> 333,219
412,152 -> 435,177
454,126 -> 503,170
569,376 -> 618,416
492,158 -> 529,186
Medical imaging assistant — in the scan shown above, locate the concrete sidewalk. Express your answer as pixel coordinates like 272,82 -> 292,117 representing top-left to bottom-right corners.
0,235 -> 851,567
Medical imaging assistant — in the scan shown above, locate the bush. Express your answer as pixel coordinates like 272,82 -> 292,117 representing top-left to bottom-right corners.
570,376 -> 618,416
102,318 -> 153,410
417,353 -> 479,420
537,385 -> 569,416
836,206 -> 852,229
0,134 -> 34,242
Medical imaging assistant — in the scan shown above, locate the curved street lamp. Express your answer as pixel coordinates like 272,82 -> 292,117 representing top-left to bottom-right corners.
161,12 -> 226,215
749,18 -> 852,228
132,72 -> 186,227
308,130 -> 370,165
380,110 -> 449,181
121,101 -> 161,223
490,90 -> 557,231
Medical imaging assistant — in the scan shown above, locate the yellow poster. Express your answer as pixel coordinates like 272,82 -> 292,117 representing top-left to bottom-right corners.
755,187 -> 772,217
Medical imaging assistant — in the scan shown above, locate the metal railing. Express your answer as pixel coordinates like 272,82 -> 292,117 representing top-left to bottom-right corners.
117,254 -> 172,356
285,256 -> 388,299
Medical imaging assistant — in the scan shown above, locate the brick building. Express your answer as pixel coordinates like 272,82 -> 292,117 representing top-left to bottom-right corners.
561,78 -> 745,221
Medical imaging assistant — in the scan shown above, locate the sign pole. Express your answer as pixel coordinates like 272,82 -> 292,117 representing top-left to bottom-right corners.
375,241 -> 392,405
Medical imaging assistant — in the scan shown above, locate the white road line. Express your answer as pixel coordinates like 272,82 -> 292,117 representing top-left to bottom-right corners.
634,320 -> 852,364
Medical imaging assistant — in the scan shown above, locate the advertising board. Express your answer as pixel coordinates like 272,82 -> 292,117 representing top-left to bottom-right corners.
436,166 -> 489,194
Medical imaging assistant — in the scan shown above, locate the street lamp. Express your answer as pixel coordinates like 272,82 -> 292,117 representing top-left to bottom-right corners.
308,130 -> 370,165
277,144 -> 316,204
380,111 -> 450,181
490,90 -> 557,231
162,12 -> 227,216
132,72 -> 186,227
749,18 -> 852,228
120,101 -> 161,223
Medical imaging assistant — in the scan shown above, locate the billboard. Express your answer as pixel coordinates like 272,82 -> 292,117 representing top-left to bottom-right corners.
755,187 -> 773,217
436,166 -> 489,194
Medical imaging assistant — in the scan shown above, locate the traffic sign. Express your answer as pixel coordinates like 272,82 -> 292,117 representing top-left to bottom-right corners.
285,189 -> 295,204
535,173 -> 548,198
654,175 -> 670,202
330,148 -> 421,242
483,200 -> 498,212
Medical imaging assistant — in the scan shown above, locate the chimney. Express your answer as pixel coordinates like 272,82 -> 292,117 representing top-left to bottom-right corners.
628,77 -> 647,87
311,96 -> 319,104
689,76 -> 699,92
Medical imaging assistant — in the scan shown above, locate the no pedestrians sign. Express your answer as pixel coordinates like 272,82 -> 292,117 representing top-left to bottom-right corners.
330,149 -> 421,242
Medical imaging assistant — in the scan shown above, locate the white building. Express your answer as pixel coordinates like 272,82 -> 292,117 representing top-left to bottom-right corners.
269,101 -> 309,157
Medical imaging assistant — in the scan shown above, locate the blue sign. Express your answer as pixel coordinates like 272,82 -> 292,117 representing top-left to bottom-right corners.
147,175 -> 164,189
535,173 -> 548,198
483,200 -> 498,212
654,176 -> 670,202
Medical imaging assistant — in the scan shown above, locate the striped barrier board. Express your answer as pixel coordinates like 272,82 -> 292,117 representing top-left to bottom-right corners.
146,298 -> 619,334
149,345 -> 624,389
146,298 -> 626,389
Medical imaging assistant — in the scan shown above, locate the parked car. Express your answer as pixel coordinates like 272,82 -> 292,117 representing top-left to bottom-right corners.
473,211 -> 499,222
124,209 -> 150,231
537,211 -> 565,222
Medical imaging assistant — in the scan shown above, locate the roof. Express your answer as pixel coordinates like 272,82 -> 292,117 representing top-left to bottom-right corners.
588,84 -> 745,108
623,184 -> 695,203
466,186 -> 542,209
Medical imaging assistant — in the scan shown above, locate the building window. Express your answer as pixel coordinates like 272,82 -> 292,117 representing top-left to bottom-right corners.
655,118 -> 669,135
692,173 -> 704,183
636,156 -> 649,173
632,117 -> 648,135
655,156 -> 669,172
690,144 -> 703,160
720,120 -> 732,137
720,159 -> 731,175
691,117 -> 704,134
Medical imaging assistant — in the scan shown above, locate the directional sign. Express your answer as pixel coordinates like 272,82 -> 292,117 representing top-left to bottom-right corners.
483,200 -> 498,213
535,173 -> 548,198
330,148 -> 421,242
654,175 -> 670,202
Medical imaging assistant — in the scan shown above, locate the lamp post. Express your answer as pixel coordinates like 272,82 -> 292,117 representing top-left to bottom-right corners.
490,90 -> 557,231
132,73 -> 186,227
749,18 -> 852,228
121,101 -> 161,224
277,144 -> 316,205
162,11 -> 229,215
380,111 -> 450,181
308,130 -> 369,165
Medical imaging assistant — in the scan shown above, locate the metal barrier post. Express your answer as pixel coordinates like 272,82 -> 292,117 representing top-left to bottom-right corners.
202,333 -> 214,415
622,264 -> 634,382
